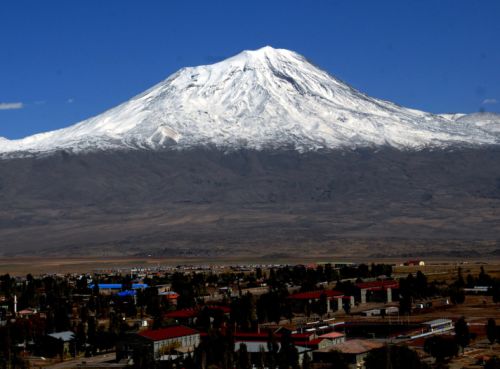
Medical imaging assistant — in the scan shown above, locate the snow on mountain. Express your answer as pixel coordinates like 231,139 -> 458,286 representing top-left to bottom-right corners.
1,46 -> 499,157
456,112 -> 500,133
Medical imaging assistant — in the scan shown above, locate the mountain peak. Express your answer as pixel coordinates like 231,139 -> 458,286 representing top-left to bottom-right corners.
233,45 -> 292,57
209,46 -> 304,71
1,48 -> 499,157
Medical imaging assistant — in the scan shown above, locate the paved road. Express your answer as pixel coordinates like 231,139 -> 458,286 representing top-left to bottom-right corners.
43,352 -> 115,369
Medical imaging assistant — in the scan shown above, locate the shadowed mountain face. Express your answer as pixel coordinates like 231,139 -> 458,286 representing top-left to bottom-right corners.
0,147 -> 499,257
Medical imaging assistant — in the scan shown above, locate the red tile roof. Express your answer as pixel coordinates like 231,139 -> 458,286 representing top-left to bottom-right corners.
356,280 -> 399,290
165,309 -> 198,319
291,333 -> 315,340
138,326 -> 199,341
287,290 -> 344,300
165,305 -> 231,319
319,332 -> 345,339
294,338 -> 325,347
234,332 -> 271,341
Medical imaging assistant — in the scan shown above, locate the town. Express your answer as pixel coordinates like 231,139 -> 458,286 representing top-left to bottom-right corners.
0,260 -> 499,369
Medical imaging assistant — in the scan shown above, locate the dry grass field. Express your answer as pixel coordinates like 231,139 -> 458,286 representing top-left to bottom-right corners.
394,262 -> 500,282
1,255 -> 499,277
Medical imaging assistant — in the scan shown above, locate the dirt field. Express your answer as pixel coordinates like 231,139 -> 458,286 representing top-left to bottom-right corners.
1,256 -> 499,277
394,263 -> 500,282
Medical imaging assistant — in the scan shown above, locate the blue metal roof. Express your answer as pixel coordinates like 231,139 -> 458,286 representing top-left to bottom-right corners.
48,331 -> 75,342
88,283 -> 148,290
118,290 -> 137,297
89,283 -> 121,289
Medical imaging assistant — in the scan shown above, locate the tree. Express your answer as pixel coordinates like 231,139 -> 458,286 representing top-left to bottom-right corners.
424,336 -> 459,362
236,343 -> 251,369
255,345 -> 266,369
92,281 -> 100,296
492,282 -> 500,304
171,272 -> 196,309
316,292 -> 328,317
478,266 -> 492,286
301,352 -> 311,369
399,274 -> 414,315
266,331 -> 279,369
316,350 -> 348,369
343,301 -> 351,315
257,290 -> 289,324
454,317 -> 470,353
365,345 -> 429,369
456,267 -> 465,288
486,318 -> 497,345
324,263 -> 336,282
484,356 -> 500,369
466,274 -> 475,288
415,271 -> 428,298
277,330 -> 299,369
230,293 -> 256,330
132,342 -> 155,369
449,286 -> 465,305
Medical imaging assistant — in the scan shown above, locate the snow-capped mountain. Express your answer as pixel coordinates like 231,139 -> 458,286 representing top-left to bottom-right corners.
1,46 -> 499,156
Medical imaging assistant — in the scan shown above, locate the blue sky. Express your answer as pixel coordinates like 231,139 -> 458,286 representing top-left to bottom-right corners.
1,0 -> 499,139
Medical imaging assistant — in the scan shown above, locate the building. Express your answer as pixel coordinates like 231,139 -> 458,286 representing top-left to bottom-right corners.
88,283 -> 148,295
44,331 -> 76,358
287,290 -> 353,314
313,339 -> 384,368
355,280 -> 399,304
318,332 -> 346,346
403,260 -> 425,266
463,286 -> 491,294
117,325 -> 200,361
234,341 -> 312,366
165,305 -> 230,326
423,319 -> 453,333
360,306 -> 399,317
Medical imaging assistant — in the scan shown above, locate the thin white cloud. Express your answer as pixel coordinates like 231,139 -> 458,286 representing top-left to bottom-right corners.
482,98 -> 497,105
0,102 -> 23,110
67,98 -> 75,104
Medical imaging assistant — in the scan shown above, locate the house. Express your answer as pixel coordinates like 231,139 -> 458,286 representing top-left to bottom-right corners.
159,291 -> 180,305
234,341 -> 312,366
294,331 -> 346,350
313,339 -> 384,368
17,308 -> 37,317
318,332 -> 346,346
117,325 -> 200,361
403,260 -> 425,266
165,305 -> 230,326
43,331 -> 76,358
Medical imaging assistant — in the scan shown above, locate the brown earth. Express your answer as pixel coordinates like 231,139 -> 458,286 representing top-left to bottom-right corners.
0,147 -> 499,258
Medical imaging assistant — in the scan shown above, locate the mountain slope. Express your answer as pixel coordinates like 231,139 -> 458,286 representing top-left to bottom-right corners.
1,46 -> 499,156
1,147 -> 499,257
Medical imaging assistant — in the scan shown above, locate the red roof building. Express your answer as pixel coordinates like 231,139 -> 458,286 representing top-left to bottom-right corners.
138,325 -> 199,342
165,305 -> 231,322
287,290 -> 344,300
287,290 -> 353,314
355,280 -> 399,290
118,325 -> 200,361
